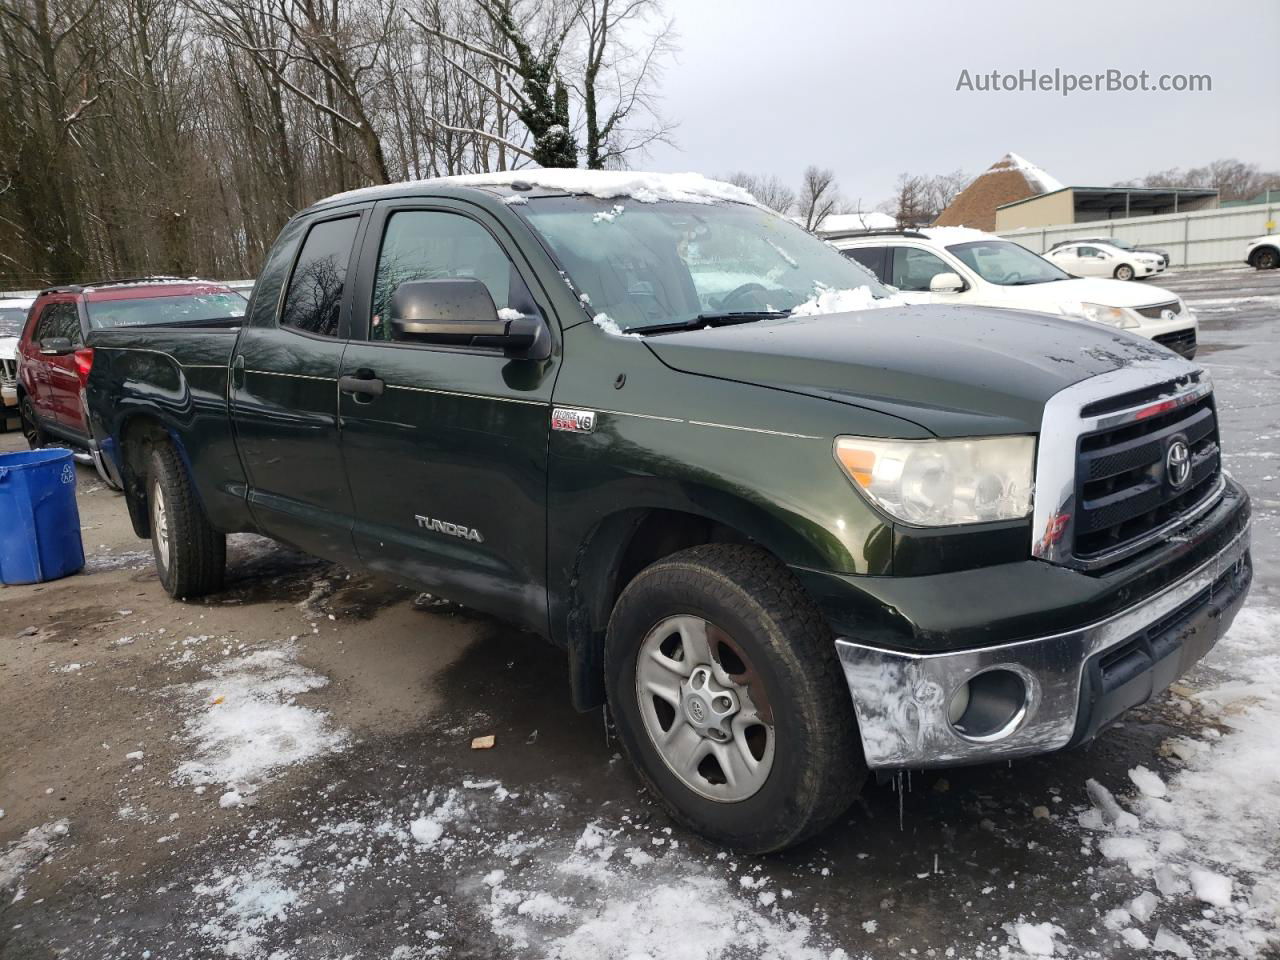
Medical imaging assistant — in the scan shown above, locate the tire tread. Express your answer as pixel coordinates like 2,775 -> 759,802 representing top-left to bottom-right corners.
148,443 -> 225,599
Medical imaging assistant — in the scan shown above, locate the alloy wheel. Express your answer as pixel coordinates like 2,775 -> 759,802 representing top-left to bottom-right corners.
152,479 -> 170,572
634,614 -> 775,802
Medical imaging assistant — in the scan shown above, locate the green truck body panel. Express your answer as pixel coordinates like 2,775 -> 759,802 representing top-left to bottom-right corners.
84,180 -> 1251,714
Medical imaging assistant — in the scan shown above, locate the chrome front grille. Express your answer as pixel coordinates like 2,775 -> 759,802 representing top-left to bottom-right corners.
1032,358 -> 1224,571
1073,393 -> 1220,562
0,359 -> 15,387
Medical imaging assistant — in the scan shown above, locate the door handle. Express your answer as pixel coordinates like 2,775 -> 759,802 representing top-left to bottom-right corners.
339,372 -> 385,398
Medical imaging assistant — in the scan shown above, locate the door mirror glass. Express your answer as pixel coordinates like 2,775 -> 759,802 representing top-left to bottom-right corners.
929,271 -> 965,293
39,337 -> 74,355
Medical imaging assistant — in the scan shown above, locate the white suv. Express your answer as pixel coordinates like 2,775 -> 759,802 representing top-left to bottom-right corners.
831,227 -> 1198,358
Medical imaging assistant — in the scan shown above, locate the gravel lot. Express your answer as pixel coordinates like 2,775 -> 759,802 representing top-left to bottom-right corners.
1,266 -> 1277,960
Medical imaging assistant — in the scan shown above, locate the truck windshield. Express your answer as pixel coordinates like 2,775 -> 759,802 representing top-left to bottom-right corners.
86,292 -> 248,329
519,198 -> 890,331
946,240 -> 1071,286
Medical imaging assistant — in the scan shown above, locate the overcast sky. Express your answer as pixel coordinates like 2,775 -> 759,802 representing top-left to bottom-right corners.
645,0 -> 1280,206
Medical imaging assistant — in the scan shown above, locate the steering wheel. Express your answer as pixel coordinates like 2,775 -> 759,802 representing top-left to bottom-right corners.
718,282 -> 771,310
1001,271 -> 1024,284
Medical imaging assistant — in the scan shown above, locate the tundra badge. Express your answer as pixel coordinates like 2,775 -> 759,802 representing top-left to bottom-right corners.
415,515 -> 484,543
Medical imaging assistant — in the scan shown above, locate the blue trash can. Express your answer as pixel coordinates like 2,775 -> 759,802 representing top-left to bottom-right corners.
0,449 -> 85,584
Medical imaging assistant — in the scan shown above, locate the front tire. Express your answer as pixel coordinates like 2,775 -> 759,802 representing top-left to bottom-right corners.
604,544 -> 866,853
1253,247 -> 1279,270
20,395 -> 45,449
1114,263 -> 1135,281
146,444 -> 225,599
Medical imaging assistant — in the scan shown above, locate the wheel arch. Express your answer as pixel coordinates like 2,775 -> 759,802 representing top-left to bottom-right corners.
116,413 -> 175,538
562,506 -> 775,711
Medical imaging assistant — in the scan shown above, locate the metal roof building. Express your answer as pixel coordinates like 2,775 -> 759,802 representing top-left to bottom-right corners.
995,186 -> 1219,230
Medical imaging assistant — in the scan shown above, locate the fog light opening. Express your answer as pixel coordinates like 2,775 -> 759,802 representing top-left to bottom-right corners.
949,668 -> 1028,741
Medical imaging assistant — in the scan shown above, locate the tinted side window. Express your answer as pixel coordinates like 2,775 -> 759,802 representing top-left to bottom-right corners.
1078,246 -> 1100,258
844,246 -> 887,282
890,247 -> 952,292
371,211 -> 515,341
280,216 -> 360,337
34,303 -> 82,345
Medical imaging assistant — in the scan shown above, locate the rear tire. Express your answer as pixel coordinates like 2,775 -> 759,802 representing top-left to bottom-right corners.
604,544 -> 866,853
146,443 -> 225,599
20,395 -> 45,449
1114,263 -> 1135,281
1253,247 -> 1279,270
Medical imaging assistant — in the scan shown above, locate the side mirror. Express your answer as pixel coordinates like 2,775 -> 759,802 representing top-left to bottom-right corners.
929,272 -> 965,294
39,337 -> 74,356
388,278 -> 550,360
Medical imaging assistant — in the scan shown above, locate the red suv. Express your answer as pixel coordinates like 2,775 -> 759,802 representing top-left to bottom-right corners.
18,278 -> 246,481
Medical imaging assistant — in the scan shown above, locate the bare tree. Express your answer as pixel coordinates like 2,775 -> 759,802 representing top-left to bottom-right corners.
722,171 -> 795,215
1118,158 -> 1280,202
797,166 -> 840,231
576,0 -> 675,169
0,0 -> 683,288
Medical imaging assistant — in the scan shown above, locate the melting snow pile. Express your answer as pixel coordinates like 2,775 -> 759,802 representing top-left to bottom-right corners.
174,646 -> 348,797
1078,604 -> 1280,957
193,836 -> 307,958
790,285 -> 901,317
181,784 -> 849,960
0,820 -> 69,893
591,313 -> 642,338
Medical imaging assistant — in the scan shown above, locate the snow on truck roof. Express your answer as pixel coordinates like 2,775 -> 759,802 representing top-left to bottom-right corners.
318,170 -> 759,208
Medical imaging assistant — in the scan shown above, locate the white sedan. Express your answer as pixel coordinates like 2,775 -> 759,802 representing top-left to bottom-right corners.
1045,241 -> 1164,281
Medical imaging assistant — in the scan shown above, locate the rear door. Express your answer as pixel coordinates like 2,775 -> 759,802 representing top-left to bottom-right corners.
337,199 -> 559,634
843,245 -> 889,284
229,208 -> 367,559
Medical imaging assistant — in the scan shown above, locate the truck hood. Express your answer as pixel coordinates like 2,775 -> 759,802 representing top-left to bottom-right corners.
0,337 -> 17,362
643,305 -> 1187,437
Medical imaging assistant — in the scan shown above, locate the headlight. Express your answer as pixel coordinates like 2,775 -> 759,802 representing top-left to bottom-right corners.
1074,302 -> 1142,329
834,435 -> 1034,526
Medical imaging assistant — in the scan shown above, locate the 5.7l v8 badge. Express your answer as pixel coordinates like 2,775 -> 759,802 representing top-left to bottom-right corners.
551,407 -> 596,434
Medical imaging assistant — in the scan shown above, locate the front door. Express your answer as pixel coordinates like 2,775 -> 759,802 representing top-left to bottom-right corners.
338,200 -> 560,634
230,209 -> 366,559
26,299 -> 86,439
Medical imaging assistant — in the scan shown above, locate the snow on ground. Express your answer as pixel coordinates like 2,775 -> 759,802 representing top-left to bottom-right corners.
172,645 -> 348,797
1068,603 -> 1280,958
0,820 -> 69,893
181,784 -> 852,960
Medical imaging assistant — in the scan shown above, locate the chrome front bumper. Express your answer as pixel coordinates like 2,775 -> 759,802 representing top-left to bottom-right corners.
834,522 -> 1250,769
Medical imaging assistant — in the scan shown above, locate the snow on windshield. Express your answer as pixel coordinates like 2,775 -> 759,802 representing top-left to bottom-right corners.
524,198 -> 893,332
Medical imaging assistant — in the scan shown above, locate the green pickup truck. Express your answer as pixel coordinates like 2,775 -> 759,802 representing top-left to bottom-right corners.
83,171 -> 1252,852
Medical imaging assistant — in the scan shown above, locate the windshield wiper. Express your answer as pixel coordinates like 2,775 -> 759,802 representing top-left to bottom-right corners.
625,310 -> 789,336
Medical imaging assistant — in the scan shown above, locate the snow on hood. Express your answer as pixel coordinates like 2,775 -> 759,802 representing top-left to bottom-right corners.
789,286 -> 903,316
321,170 -> 759,208
0,337 -> 17,361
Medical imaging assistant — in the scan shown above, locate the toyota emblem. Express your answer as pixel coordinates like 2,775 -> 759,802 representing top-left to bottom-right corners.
1166,438 -> 1191,488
